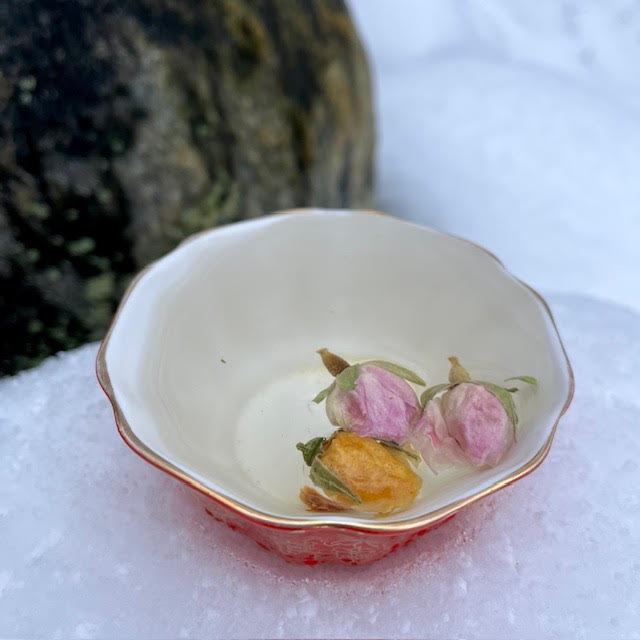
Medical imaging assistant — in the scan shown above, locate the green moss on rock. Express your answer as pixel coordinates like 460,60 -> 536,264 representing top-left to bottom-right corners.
0,0 -> 374,376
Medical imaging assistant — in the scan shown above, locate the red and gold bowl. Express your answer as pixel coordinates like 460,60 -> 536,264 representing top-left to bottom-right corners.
97,209 -> 573,565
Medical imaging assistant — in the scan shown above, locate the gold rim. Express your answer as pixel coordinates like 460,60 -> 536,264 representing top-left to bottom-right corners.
96,209 -> 575,532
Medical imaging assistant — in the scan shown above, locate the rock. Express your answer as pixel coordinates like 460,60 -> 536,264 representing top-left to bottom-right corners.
0,0 -> 374,375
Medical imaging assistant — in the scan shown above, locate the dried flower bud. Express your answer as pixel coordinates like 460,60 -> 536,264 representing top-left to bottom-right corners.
440,382 -> 513,467
410,398 -> 468,472
325,363 -> 422,444
299,431 -> 422,514
412,357 -> 537,470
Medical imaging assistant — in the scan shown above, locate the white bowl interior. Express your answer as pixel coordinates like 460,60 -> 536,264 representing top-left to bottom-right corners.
105,210 -> 571,524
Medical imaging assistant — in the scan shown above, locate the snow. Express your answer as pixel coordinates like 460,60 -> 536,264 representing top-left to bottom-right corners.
3,2 -> 640,636
1,294 -> 639,638
349,0 -> 640,312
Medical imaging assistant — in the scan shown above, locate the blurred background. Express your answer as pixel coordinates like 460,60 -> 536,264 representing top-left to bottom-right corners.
2,0 -> 639,376
348,0 -> 640,310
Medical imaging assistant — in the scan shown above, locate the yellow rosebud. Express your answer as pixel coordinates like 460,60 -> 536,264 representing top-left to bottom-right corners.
301,431 -> 422,515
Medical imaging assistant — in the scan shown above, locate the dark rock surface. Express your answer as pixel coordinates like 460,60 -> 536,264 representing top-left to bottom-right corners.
0,0 -> 374,375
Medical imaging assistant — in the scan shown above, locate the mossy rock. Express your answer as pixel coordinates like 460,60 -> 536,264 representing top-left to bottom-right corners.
0,0 -> 374,375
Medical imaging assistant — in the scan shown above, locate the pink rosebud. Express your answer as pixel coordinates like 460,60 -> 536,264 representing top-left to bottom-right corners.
411,357 -> 534,470
440,382 -> 513,467
410,399 -> 468,472
325,363 -> 421,444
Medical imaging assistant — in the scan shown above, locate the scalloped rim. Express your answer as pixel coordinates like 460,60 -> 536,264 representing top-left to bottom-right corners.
96,209 -> 575,533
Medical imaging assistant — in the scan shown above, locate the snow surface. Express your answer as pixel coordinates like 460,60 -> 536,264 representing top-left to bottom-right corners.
349,0 -> 640,312
1,295 -> 639,638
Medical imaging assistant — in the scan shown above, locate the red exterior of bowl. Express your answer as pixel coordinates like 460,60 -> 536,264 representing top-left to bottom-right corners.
197,490 -> 456,565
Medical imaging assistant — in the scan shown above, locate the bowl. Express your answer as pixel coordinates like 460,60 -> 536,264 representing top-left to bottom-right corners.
97,209 -> 574,565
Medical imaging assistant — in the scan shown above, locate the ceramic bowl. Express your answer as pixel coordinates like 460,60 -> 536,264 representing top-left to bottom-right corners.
97,209 -> 573,565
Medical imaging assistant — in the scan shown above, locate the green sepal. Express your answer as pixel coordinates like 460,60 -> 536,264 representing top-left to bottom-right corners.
376,439 -> 421,462
309,458 -> 361,504
296,437 -> 326,466
364,360 -> 426,386
505,375 -> 538,388
420,383 -> 451,407
312,382 -> 334,404
335,365 -> 359,392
